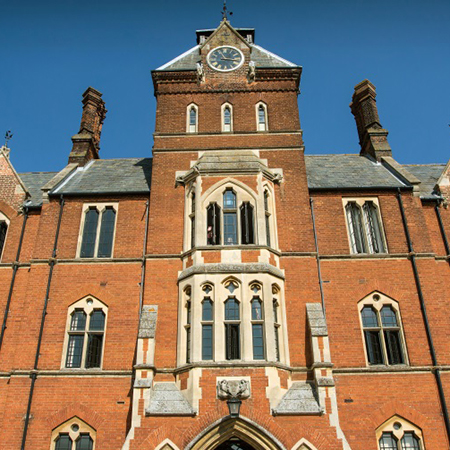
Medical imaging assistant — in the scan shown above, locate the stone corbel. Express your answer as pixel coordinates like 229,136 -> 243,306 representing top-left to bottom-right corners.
196,62 -> 205,83
248,61 -> 256,82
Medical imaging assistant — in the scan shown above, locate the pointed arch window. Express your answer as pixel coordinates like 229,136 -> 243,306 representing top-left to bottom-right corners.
0,213 -> 9,261
225,281 -> 240,360
377,416 -> 425,450
223,189 -> 237,245
222,103 -> 233,132
187,104 -> 198,133
52,418 -> 96,450
63,297 -> 107,369
79,204 -> 117,258
344,199 -> 386,254
359,293 -> 407,366
257,103 -> 268,131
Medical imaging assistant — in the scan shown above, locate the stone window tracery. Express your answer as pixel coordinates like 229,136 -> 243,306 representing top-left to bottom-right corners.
51,417 -> 96,450
377,416 -> 424,450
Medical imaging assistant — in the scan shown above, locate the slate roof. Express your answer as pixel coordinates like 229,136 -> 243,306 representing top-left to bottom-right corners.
305,154 -> 406,190
155,43 -> 298,71
403,164 -> 446,199
19,171 -> 58,207
50,158 -> 152,196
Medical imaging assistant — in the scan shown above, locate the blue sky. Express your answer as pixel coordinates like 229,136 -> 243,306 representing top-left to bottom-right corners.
1,0 -> 449,173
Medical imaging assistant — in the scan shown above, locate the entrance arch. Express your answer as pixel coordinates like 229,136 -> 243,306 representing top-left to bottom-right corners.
186,417 -> 286,450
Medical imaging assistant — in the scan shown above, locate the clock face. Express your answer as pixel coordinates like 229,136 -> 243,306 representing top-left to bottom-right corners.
207,46 -> 244,72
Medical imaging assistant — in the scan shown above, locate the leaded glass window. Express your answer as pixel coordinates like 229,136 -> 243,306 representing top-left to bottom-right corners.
361,304 -> 405,366
80,208 -> 99,258
379,433 -> 398,450
97,207 -> 116,257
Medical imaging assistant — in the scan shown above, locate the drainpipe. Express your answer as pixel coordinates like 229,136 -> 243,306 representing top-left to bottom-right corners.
139,199 -> 150,317
435,202 -> 450,262
0,207 -> 28,352
21,195 -> 65,450
309,198 -> 326,317
397,189 -> 450,444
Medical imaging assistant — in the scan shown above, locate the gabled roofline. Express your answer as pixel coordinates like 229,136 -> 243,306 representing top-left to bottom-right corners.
155,45 -> 200,71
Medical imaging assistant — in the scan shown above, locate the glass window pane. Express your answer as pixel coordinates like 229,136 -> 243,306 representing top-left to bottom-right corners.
225,299 -> 240,321
89,310 -> 105,331
223,190 -> 236,209
76,434 -> 94,450
189,108 -> 197,126
240,202 -> 254,245
365,330 -> 384,364
251,298 -> 262,320
85,334 -> 103,368
70,311 -> 86,331
55,434 -> 73,450
364,202 -> 386,253
186,327 -> 191,363
379,433 -> 397,450
252,324 -> 264,360
0,221 -> 7,258
224,107 -> 231,125
202,299 -> 213,321
258,105 -> 266,124
381,306 -> 398,327
202,324 -> 213,360
66,335 -> 84,368
80,209 -> 99,258
346,203 -> 367,253
385,330 -> 404,365
223,213 -> 237,245
97,208 -> 116,258
226,324 -> 240,360
361,306 -> 379,327
401,432 -> 420,450
274,326 -> 280,362
207,203 -> 220,245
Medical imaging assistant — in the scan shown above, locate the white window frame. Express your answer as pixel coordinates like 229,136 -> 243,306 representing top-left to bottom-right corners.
221,102 -> 233,133
187,103 -> 198,133
76,203 -> 118,258
50,416 -> 96,450
61,295 -> 108,370
0,212 -> 10,262
376,415 -> 425,450
343,197 -> 387,254
256,101 -> 268,132
358,292 -> 409,367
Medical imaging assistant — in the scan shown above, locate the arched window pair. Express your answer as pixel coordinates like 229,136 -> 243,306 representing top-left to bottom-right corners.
207,189 -> 254,246
78,204 -> 117,258
64,296 -> 107,369
345,199 -> 387,254
359,293 -> 407,366
0,212 -> 9,262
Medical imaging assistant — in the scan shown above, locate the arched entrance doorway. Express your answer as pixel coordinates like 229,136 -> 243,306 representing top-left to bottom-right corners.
215,438 -> 255,450
186,417 -> 285,450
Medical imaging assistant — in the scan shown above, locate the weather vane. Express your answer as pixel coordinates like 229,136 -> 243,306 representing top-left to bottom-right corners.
222,0 -> 233,20
4,130 -> 13,148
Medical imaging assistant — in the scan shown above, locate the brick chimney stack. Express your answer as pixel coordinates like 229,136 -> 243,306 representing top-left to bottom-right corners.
350,79 -> 392,161
68,87 -> 107,166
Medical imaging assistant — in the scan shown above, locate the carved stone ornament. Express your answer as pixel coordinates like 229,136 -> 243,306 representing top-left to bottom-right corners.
217,379 -> 250,399
248,60 -> 256,82
196,62 -> 205,83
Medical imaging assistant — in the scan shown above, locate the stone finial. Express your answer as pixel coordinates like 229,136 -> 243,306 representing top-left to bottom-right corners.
68,87 -> 107,166
350,79 -> 392,161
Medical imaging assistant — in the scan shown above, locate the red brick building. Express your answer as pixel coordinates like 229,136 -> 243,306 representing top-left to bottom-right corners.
1,18 -> 449,450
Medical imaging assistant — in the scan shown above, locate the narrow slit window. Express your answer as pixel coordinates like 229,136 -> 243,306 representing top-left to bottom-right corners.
257,104 -> 267,131
202,298 -> 214,360
264,191 -> 271,247
251,296 -> 264,360
188,106 -> 197,133
190,193 -> 196,249
223,106 -> 232,132
223,190 -> 237,245
225,298 -> 240,360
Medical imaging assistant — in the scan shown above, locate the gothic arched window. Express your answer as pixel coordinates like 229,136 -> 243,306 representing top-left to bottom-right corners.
187,104 -> 198,133
256,102 -> 268,131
